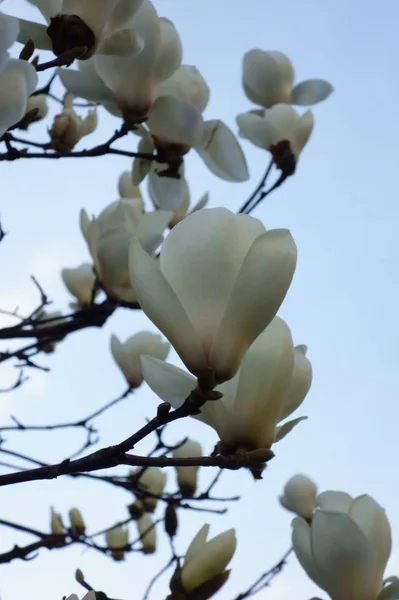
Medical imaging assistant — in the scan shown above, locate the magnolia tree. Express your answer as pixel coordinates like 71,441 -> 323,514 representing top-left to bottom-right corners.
0,2 -> 397,600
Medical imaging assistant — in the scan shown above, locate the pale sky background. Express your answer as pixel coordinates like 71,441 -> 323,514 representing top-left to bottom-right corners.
1,1 -> 399,599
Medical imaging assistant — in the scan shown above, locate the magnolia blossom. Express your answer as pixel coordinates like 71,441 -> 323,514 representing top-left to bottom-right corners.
66,593 -> 95,600
50,508 -> 64,535
80,199 -> 172,302
147,162 -> 208,215
49,93 -> 97,151
69,508 -> 86,534
237,105 -> 314,174
178,524 -> 236,594
13,0 -> 145,60
24,93 -> 49,124
141,318 -> 312,452
173,439 -> 202,497
137,514 -> 156,554
61,263 -> 97,308
279,474 -> 317,521
110,331 -> 170,388
243,49 -> 333,108
106,526 -> 129,561
58,4 -> 182,125
168,186 -> 208,229
129,208 -> 297,385
0,14 -> 38,137
292,492 -> 399,600
130,466 -> 167,512
118,171 -> 145,211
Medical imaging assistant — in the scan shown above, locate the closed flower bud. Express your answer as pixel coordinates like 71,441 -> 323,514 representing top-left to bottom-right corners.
61,263 -> 97,308
137,514 -> 156,554
24,94 -> 49,125
130,467 -> 167,512
180,524 -> 236,593
50,508 -> 65,535
50,94 -> 97,152
110,332 -> 170,388
279,474 -> 317,521
129,208 -> 297,386
165,503 -> 178,538
105,526 -> 129,561
173,439 -> 202,497
69,508 -> 86,534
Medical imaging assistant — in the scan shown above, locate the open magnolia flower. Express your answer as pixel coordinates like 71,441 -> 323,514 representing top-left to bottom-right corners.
58,3 -> 182,125
80,198 -> 172,302
279,474 -> 317,521
110,331 -> 169,388
129,208 -> 297,385
141,317 -> 312,452
237,104 -> 314,174
173,439 -> 202,497
61,262 -> 97,308
292,492 -> 399,600
174,524 -> 236,596
243,49 -> 333,108
13,0 -> 145,60
0,14 -> 38,137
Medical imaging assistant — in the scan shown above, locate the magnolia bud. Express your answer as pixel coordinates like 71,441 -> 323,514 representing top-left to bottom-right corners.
173,439 -> 202,497
137,514 -> 156,554
105,526 -> 129,561
279,474 -> 317,521
50,508 -> 65,535
69,508 -> 86,534
130,467 -> 167,512
25,94 -> 49,123
165,503 -> 178,538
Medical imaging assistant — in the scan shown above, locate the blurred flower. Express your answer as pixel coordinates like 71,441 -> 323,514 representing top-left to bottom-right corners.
61,263 -> 97,308
49,93 -> 97,151
129,207 -> 297,385
23,93 -> 49,125
142,317 -> 311,453
130,466 -> 166,512
110,331 -> 169,388
0,14 -> 38,137
173,439 -> 202,497
80,199 -> 172,302
69,508 -> 86,534
12,0 -> 144,60
66,593 -> 95,600
106,525 -> 129,561
178,524 -> 236,595
137,514 -> 156,554
50,508 -> 65,535
242,49 -> 333,108
279,474 -> 317,521
292,492 -> 395,600
118,171 -> 145,211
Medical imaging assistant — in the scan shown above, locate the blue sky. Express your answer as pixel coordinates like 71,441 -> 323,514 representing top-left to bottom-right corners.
1,1 -> 399,599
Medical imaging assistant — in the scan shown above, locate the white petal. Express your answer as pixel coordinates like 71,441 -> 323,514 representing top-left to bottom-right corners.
236,112 -> 276,149
0,14 -> 19,55
279,344 -> 312,421
156,65 -> 210,113
242,49 -> 294,108
292,517 -> 325,589
129,238 -> 207,375
140,355 -> 197,408
379,582 -> 399,600
291,79 -> 333,106
274,416 -> 307,443
148,95 -> 204,146
183,524 -> 209,567
98,28 -> 144,57
210,229 -> 297,382
62,0 -> 119,39
108,0 -> 144,31
0,60 -> 38,137
293,110 -> 314,156
148,162 -> 187,210
16,18 -> 53,50
154,17 -> 182,81
195,120 -> 249,182
316,491 -> 353,513
58,65 -> 113,104
132,135 -> 154,185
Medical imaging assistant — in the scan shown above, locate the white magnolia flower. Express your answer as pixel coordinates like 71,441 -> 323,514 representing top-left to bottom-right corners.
168,188 -> 209,229
292,492 -> 397,600
110,331 -> 169,388
118,171 -> 145,211
49,93 -> 97,151
80,199 -> 172,302
61,263 -> 97,308
58,4 -> 182,125
69,508 -> 86,534
243,49 -> 333,108
137,514 -> 156,554
130,466 -> 167,512
129,208 -> 297,385
142,318 -> 312,452
0,14 -> 38,137
66,593 -> 95,600
13,0 -> 145,60
237,104 -> 314,171
173,439 -> 202,497
279,474 -> 317,521
106,525 -> 129,561
50,508 -> 64,535
180,524 -> 236,593
24,93 -> 49,124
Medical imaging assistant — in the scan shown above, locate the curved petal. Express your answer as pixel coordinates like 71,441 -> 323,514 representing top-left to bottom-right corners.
0,60 -> 38,136
292,517 -> 325,588
156,65 -> 210,113
311,511 -> 373,600
16,18 -> 53,50
141,355 -> 197,408
154,17 -> 182,81
291,79 -> 333,106
274,416 -> 307,443
148,162 -> 187,210
379,582 -> 399,600
184,524 -> 209,566
0,14 -> 19,56
279,344 -> 312,421
108,0 -> 144,31
236,112 -> 275,149
98,28 -> 144,56
58,66 -> 113,104
195,120 -> 249,182
210,229 -> 297,382
293,110 -> 314,156
129,238 -> 207,375
148,95 -> 204,146
242,49 -> 294,108
316,491 -> 353,513
132,135 -> 154,185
